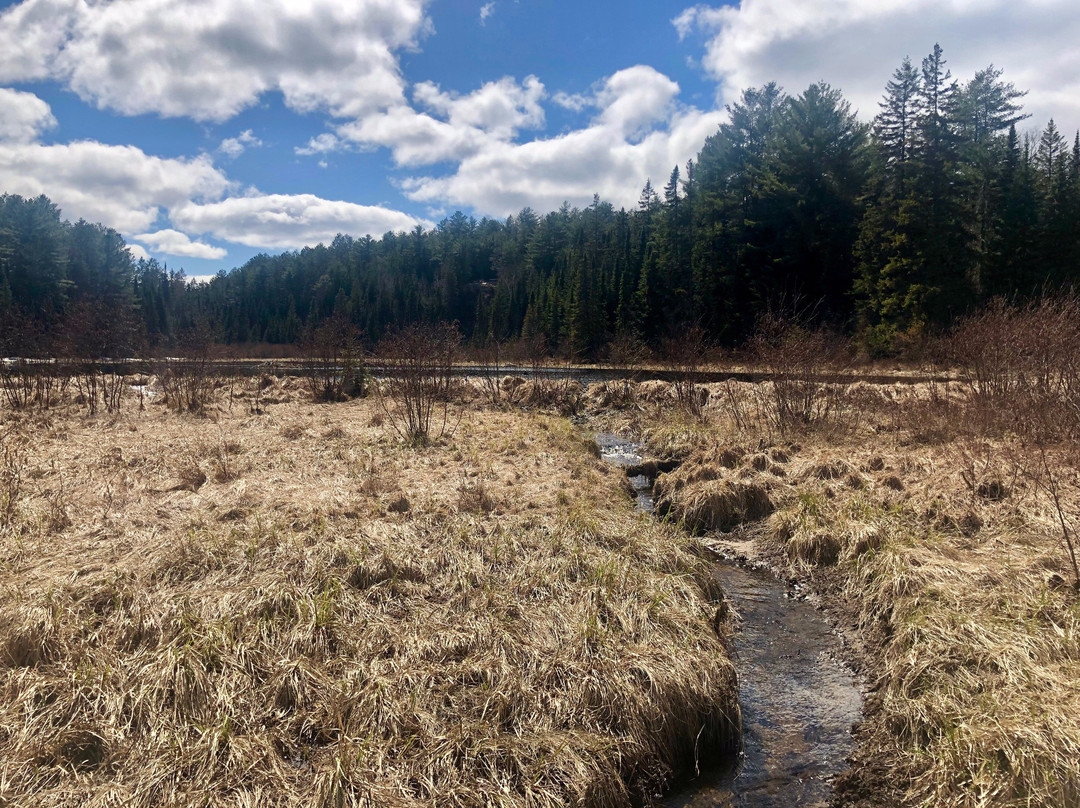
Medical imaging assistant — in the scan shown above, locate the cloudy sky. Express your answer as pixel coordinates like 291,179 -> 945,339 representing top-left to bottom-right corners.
0,0 -> 1077,277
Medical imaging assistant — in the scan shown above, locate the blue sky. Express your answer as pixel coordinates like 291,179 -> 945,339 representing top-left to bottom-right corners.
1,0 -> 1078,280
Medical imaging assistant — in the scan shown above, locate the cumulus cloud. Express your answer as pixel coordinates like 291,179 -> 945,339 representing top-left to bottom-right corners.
171,194 -> 432,249
337,75 -> 546,165
402,66 -> 723,216
0,0 -> 432,122
674,0 -> 1080,131
0,136 -> 427,255
480,2 -> 495,25
0,88 -> 57,142
134,229 -> 228,260
0,140 -> 232,232
219,130 -> 262,159
127,243 -> 151,261
295,133 -> 342,156
596,66 -> 680,136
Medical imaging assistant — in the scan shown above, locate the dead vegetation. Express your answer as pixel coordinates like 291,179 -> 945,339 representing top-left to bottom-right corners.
5,296 -> 1080,808
0,383 -> 738,808
620,308 -> 1080,808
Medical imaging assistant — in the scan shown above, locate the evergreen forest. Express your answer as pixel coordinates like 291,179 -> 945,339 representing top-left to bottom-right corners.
2,45 -> 1078,359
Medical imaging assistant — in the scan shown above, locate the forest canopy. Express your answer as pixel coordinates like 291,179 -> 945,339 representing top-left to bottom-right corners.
1,45 -> 1077,359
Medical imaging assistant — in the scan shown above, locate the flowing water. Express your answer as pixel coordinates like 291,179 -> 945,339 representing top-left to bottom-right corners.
594,433 -> 862,808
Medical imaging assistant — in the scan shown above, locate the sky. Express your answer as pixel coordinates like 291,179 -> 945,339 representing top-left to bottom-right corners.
0,0 -> 1078,281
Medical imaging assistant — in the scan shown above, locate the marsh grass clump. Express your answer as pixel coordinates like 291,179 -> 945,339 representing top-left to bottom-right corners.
0,428 -> 25,530
767,487 -> 890,567
843,527 -> 1080,808
654,450 -> 775,533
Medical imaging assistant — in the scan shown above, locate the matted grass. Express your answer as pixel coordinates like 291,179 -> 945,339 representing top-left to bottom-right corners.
0,388 -> 738,807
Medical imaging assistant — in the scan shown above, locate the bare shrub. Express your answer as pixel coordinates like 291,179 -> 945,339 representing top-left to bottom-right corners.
0,313 -> 67,411
302,313 -> 365,403
661,325 -> 710,417
156,325 -> 216,413
607,332 -> 651,404
1036,450 -> 1080,592
514,333 -> 549,401
475,340 -> 507,406
376,323 -> 461,445
948,297 -> 1080,439
750,313 -> 852,433
59,298 -> 141,415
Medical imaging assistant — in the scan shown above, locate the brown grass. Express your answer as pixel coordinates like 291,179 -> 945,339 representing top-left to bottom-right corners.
628,371 -> 1080,808
653,450 -> 776,534
0,382 -> 738,807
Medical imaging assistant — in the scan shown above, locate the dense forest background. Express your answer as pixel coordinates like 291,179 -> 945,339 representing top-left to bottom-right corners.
2,45 -> 1078,360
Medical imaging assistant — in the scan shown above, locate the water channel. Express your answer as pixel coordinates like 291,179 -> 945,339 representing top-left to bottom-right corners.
594,433 -> 862,808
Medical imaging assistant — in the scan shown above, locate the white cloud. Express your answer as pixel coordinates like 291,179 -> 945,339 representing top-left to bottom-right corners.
552,91 -> 589,112
127,243 -> 151,261
0,88 -> 57,142
414,76 -> 545,137
480,2 -> 495,24
402,66 -> 724,216
674,0 -> 1080,132
337,75 -> 546,166
219,129 -> 262,159
295,133 -> 342,156
596,65 -> 680,137
134,229 -> 228,260
171,194 -> 432,249
0,0 -> 432,122
0,134 -> 429,256
0,140 -> 232,232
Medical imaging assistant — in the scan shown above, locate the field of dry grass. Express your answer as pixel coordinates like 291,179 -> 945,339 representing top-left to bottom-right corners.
0,378 -> 738,808
5,365 -> 1079,808
627,378 -> 1080,808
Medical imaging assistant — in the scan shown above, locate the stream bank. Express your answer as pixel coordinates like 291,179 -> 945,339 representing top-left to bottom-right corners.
595,433 -> 862,808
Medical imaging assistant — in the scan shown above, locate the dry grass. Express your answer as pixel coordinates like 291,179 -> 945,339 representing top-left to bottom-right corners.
653,449 -> 776,534
0,382 -> 738,807
628,374 -> 1080,808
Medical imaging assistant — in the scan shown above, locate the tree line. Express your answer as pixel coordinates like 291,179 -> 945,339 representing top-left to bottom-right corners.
2,44 -> 1078,361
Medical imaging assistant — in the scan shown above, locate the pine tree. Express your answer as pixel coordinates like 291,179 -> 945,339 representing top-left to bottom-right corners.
876,56 -> 922,189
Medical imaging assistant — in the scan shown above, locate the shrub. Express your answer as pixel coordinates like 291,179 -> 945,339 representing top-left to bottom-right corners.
947,296 -> 1080,440
376,323 -> 462,445
155,326 -> 216,413
301,313 -> 365,403
661,325 -> 710,417
750,313 -> 852,433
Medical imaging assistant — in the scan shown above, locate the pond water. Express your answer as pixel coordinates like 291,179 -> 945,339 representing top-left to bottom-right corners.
594,433 -> 862,808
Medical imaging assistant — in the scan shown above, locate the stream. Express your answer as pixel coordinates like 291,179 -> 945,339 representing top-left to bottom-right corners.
594,433 -> 862,808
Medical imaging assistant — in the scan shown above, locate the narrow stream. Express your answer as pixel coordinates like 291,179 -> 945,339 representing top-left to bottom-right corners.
594,433 -> 862,808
